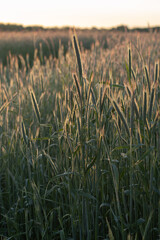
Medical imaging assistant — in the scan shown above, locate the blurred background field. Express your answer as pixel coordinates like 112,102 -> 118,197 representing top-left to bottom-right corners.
0,24 -> 160,67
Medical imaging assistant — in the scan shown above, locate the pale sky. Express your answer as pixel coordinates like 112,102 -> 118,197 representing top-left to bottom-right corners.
0,0 -> 160,28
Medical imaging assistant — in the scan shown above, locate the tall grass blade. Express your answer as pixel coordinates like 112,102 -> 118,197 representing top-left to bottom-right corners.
73,73 -> 81,105
106,217 -> 115,240
130,93 -> 134,136
0,92 -> 17,114
148,87 -> 155,122
29,88 -> 41,123
21,120 -> 28,145
145,66 -> 150,93
142,211 -> 153,240
113,100 -> 130,137
143,91 -> 147,124
129,48 -> 132,84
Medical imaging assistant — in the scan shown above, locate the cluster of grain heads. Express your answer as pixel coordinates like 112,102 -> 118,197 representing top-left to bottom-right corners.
72,33 -> 114,239
0,31 -> 160,239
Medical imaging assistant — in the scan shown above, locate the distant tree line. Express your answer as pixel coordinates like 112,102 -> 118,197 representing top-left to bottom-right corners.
110,25 -> 160,33
0,23 -> 70,32
0,23 -> 160,32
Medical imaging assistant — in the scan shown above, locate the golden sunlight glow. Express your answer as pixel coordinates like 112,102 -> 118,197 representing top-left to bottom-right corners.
1,0 -> 160,28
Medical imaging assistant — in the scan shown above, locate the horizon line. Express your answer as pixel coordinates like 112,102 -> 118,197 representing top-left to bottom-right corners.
0,22 -> 160,30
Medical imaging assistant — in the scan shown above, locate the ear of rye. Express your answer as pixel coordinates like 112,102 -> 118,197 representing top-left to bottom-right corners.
73,34 -> 83,80
154,62 -> 159,83
145,66 -> 150,93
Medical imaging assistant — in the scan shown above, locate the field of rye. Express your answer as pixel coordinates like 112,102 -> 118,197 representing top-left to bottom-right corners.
0,31 -> 160,239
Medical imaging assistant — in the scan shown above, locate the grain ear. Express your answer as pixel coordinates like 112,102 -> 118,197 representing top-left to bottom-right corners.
73,34 -> 83,80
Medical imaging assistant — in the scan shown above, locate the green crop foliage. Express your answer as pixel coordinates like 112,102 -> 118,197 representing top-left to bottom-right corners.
0,30 -> 160,240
